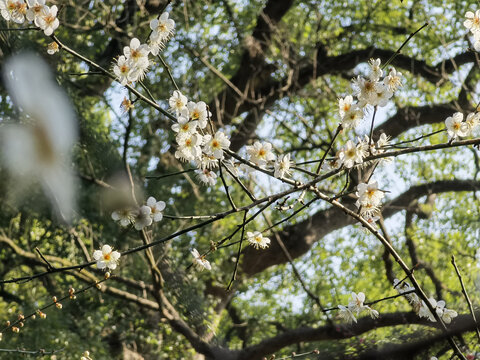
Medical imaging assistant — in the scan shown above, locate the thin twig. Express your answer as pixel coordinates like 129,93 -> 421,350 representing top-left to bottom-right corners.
227,211 -> 248,291
158,54 -> 180,91
222,162 -> 257,202
322,290 -> 416,312
145,168 -> 195,180
368,106 -> 378,148
35,248 -> 55,271
316,125 -> 342,174
218,161 -> 237,211
451,255 -> 480,343
382,22 -> 429,69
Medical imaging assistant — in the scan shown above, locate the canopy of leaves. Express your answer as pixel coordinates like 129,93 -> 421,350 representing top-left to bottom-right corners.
1,1 -> 480,359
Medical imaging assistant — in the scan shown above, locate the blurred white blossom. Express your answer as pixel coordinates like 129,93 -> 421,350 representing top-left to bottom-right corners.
0,54 -> 77,221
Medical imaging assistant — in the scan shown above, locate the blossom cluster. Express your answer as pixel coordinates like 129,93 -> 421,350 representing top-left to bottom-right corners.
418,297 -> 458,324
355,180 -> 385,223
464,10 -> 480,51
0,0 -> 59,35
445,112 -> 480,140
113,12 -> 175,85
337,292 -> 379,324
168,90 -> 232,186
339,58 -> 402,129
322,133 -> 390,171
244,141 -> 293,179
322,57 -> 398,172
112,196 -> 166,231
394,279 -> 458,324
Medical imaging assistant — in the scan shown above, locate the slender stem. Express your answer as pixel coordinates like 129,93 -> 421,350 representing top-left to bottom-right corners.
222,161 -> 257,201
451,255 -> 480,343
323,290 -> 416,312
218,161 -> 237,211
227,211 -> 248,290
382,22 -> 429,69
123,101 -> 133,166
35,248 -> 55,271
316,125 -> 342,174
145,168 -> 195,180
158,54 -> 180,91
368,107 -> 378,148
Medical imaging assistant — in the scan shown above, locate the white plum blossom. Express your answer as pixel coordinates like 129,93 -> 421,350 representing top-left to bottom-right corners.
339,140 -> 365,168
474,38 -> 480,52
353,76 -> 376,106
353,75 -> 392,107
36,5 -> 59,36
124,38 -> 150,68
196,169 -> 217,186
114,56 -> 134,86
149,12 -> 175,55
321,150 -> 344,172
368,82 -> 393,107
146,196 -> 166,222
348,292 -> 366,315
246,231 -> 270,249
418,298 -> 439,322
93,245 -> 121,271
175,132 -> 203,162
203,131 -> 231,160
123,38 -> 150,81
364,306 -> 379,319
187,101 -> 210,129
337,305 -> 357,324
355,180 -> 385,209
368,58 -> 383,81
191,249 -> 211,270
246,141 -> 276,166
274,153 -> 292,178
134,205 -> 153,230
341,104 -> 363,130
0,0 -> 26,24
337,291 -> 379,324
171,116 -> 198,135
376,133 -> 390,151
338,94 -> 364,129
112,208 -> 135,227
384,68 -> 403,91
169,90 -> 188,115
465,10 -> 480,34
465,112 -> 480,136
0,54 -> 77,222
26,0 -> 46,24
442,307 -> 458,324
196,153 -> 219,170
338,95 -> 354,117
445,112 -> 469,140
417,297 -> 457,324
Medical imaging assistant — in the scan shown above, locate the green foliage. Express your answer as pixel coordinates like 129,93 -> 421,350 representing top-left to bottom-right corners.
1,0 -> 480,359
